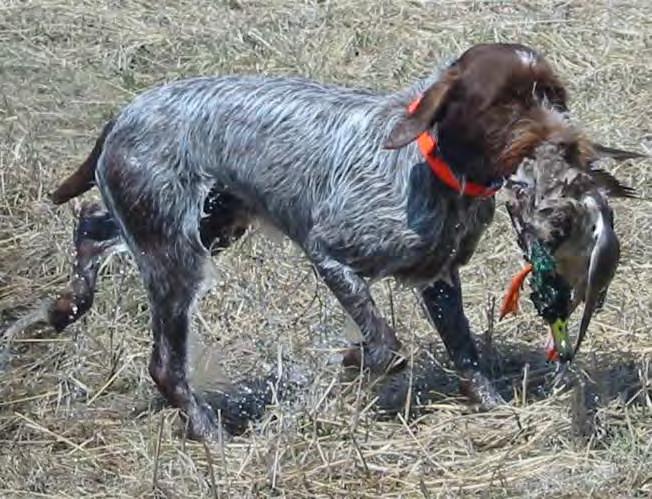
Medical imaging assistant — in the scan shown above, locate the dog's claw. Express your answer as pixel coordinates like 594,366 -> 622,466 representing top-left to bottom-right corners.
342,343 -> 406,374
180,394 -> 222,441
459,370 -> 505,409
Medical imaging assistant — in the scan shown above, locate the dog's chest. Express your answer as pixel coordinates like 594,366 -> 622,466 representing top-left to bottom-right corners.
307,161 -> 495,284
392,197 -> 494,285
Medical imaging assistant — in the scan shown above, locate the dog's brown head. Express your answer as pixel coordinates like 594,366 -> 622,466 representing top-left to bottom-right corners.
386,43 -> 642,187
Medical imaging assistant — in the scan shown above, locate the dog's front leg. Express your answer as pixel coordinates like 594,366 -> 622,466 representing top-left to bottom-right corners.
312,257 -> 404,373
421,270 -> 504,409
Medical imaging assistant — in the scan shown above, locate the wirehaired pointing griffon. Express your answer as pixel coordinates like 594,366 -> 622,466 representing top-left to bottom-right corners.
48,43 -> 637,439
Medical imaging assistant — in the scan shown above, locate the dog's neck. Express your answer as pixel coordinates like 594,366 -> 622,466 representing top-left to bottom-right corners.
434,127 -> 504,189
417,129 -> 501,198
403,94 -> 504,195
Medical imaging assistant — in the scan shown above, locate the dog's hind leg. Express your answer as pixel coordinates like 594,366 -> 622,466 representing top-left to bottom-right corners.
48,201 -> 122,332
143,247 -> 220,439
49,186 -> 247,334
1,202 -> 121,361
99,170 -> 232,438
110,209 -> 219,438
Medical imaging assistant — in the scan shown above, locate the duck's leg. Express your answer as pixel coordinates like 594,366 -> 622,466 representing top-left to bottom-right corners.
499,263 -> 533,320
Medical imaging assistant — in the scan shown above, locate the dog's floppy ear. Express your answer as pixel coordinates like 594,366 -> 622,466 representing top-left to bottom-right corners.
384,68 -> 460,150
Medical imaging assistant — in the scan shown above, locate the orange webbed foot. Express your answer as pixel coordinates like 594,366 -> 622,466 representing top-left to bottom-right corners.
499,263 -> 533,320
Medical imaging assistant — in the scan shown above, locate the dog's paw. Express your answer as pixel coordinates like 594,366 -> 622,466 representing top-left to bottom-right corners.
459,370 -> 506,410
181,395 -> 225,441
342,342 -> 406,375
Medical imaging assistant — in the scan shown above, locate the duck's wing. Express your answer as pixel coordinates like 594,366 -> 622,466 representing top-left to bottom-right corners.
532,198 -> 579,251
574,196 -> 621,355
506,170 -> 578,253
592,143 -> 647,161
504,175 -> 537,255
505,202 -> 533,255
585,168 -> 637,198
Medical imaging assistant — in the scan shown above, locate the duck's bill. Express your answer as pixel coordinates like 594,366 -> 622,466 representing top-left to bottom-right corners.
545,318 -> 574,363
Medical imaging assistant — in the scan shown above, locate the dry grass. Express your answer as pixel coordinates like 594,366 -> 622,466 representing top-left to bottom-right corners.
1,0 -> 651,497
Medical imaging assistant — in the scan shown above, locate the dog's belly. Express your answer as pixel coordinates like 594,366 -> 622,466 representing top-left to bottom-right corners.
304,188 -> 494,285
310,216 -> 480,287
392,242 -> 460,286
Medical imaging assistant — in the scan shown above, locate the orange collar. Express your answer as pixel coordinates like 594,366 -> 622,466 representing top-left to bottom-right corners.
408,98 -> 499,198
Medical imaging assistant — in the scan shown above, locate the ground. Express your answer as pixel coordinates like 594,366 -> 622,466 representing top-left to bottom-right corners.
0,1 -> 651,497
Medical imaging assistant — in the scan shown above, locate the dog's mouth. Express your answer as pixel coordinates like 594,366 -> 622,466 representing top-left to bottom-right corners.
485,175 -> 507,191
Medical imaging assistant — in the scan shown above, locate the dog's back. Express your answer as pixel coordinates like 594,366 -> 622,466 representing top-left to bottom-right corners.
89,76 -> 425,243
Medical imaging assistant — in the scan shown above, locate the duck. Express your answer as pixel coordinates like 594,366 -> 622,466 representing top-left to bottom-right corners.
499,141 -> 643,362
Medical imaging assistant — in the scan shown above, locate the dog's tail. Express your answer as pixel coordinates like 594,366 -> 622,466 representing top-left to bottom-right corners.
49,120 -> 115,205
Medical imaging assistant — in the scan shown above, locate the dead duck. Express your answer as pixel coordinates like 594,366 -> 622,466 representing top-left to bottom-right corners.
500,140 -> 644,362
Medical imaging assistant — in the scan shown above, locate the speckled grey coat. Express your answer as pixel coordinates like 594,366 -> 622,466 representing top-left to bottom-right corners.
51,43 -> 580,438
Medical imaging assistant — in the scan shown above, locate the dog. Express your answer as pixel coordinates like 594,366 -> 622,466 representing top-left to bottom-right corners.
46,43 -> 636,439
